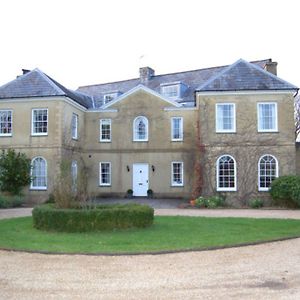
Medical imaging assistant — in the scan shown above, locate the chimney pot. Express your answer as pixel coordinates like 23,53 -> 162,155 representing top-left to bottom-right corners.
22,69 -> 31,75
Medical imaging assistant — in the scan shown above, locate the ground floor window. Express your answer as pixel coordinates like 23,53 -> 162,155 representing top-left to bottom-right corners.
99,162 -> 111,186
31,157 -> 47,190
171,162 -> 183,186
217,155 -> 236,191
258,154 -> 278,191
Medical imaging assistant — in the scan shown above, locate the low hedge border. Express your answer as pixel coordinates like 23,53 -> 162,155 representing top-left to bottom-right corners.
32,203 -> 154,232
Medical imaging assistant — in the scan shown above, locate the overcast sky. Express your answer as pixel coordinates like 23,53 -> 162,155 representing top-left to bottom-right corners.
0,0 -> 299,90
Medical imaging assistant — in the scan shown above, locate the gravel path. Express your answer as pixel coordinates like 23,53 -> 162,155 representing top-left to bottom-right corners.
1,207 -> 300,299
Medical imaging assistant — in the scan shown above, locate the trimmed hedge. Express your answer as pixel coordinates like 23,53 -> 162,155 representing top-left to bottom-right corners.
270,176 -> 300,208
32,203 -> 154,232
0,194 -> 24,208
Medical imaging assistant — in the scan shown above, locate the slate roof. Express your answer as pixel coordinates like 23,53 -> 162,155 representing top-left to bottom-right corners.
0,59 -> 297,110
0,69 -> 93,109
197,59 -> 298,92
77,59 -> 297,108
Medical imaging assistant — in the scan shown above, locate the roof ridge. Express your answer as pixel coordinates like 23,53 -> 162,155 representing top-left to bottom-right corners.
34,68 -> 65,95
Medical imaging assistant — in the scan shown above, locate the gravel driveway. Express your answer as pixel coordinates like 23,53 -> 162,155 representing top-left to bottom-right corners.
1,207 -> 300,299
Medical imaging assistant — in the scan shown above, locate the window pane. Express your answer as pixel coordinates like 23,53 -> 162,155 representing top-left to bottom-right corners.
216,104 -> 234,131
33,109 -> 48,134
0,110 -> 12,135
100,119 -> 111,141
100,163 -> 111,185
172,117 -> 182,140
31,157 -> 47,188
134,117 -> 148,141
172,162 -> 183,185
259,104 -> 276,131
259,155 -> 277,189
71,114 -> 78,139
217,155 -> 235,190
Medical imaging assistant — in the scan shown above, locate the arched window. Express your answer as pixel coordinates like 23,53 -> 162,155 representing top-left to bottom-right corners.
258,155 -> 278,191
31,157 -> 47,190
133,116 -> 148,141
217,155 -> 236,191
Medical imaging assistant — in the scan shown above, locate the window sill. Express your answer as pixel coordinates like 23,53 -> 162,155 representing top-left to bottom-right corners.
30,187 -> 47,191
99,184 -> 111,187
171,184 -> 184,187
216,131 -> 236,134
171,139 -> 183,142
258,188 -> 270,192
31,133 -> 48,137
0,134 -> 12,137
217,188 -> 237,192
133,140 -> 149,142
257,130 -> 278,133
99,140 -> 111,143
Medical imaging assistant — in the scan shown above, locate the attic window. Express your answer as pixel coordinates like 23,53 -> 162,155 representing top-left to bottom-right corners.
103,92 -> 120,104
161,82 -> 186,99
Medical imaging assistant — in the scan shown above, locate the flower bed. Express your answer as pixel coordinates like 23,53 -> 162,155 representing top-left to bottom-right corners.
32,203 -> 154,232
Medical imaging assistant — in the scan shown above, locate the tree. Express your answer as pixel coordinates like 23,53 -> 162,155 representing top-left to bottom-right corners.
0,149 -> 31,195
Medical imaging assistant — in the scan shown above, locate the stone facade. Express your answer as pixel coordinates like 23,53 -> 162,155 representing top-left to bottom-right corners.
0,59 -> 298,205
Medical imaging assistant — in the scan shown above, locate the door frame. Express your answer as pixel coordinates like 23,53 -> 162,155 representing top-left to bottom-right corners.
132,163 -> 149,196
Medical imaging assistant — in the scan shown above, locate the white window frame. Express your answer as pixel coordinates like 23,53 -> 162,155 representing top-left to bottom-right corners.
100,119 -> 112,142
133,116 -> 149,142
258,154 -> 279,191
71,113 -> 78,140
171,117 -> 183,141
31,108 -> 48,136
99,162 -> 111,186
103,93 -> 118,104
161,84 -> 180,99
215,103 -> 236,133
71,160 -> 78,190
0,110 -> 13,137
257,102 -> 278,132
216,155 -> 237,192
30,156 -> 47,190
171,161 -> 184,186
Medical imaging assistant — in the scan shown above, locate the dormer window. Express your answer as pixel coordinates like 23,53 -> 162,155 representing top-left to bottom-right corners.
103,92 -> 121,104
160,82 -> 186,99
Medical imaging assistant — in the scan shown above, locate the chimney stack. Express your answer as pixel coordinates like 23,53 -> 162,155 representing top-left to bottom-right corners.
22,69 -> 31,75
264,60 -> 277,76
139,67 -> 155,83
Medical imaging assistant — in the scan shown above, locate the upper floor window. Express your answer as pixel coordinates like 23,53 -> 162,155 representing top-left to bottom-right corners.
100,119 -> 111,142
99,162 -> 111,186
32,108 -> 48,136
71,113 -> 78,140
161,85 -> 180,99
0,110 -> 12,136
171,162 -> 184,186
257,102 -> 278,132
258,155 -> 278,191
217,155 -> 236,191
103,92 -> 121,105
31,156 -> 47,190
216,103 -> 236,133
171,117 -> 183,141
133,116 -> 148,141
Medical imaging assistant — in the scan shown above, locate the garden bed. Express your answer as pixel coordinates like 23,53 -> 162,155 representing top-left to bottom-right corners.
32,203 -> 154,232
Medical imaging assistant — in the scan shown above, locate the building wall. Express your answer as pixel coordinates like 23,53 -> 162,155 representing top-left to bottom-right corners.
197,91 -> 296,205
83,90 -> 197,198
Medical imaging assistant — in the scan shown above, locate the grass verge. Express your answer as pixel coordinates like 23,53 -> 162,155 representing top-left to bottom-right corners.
1,216 -> 300,254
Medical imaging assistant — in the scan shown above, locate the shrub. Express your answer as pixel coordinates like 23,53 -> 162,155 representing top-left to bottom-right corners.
270,176 -> 300,208
0,194 -> 24,208
249,198 -> 264,209
195,195 -> 225,208
0,149 -> 31,195
32,203 -> 154,232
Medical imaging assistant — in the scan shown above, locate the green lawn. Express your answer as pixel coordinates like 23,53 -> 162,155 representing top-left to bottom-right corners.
0,216 -> 300,254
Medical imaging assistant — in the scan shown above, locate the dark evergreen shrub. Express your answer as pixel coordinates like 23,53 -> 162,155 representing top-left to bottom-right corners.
0,194 -> 24,208
32,203 -> 154,232
270,176 -> 300,208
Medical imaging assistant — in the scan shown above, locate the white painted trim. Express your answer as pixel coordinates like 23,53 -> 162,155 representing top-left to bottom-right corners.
215,103 -> 236,133
31,108 -> 48,136
171,161 -> 184,187
99,119 -> 112,142
87,109 -> 118,113
133,116 -> 149,142
102,84 -> 182,109
99,162 -> 111,186
30,156 -> 48,190
164,107 -> 197,111
0,96 -> 87,112
257,102 -> 278,132
197,90 -> 296,96
258,154 -> 279,192
216,155 -> 237,192
132,163 -> 149,196
171,117 -> 183,141
0,109 -> 13,137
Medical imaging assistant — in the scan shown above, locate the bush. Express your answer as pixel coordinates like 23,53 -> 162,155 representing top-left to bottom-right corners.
32,203 -> 154,232
195,195 -> 225,208
0,149 -> 31,195
249,198 -> 264,209
0,194 -> 24,208
270,176 -> 300,208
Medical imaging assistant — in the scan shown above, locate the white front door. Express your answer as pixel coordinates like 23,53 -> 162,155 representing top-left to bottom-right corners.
132,163 -> 149,196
